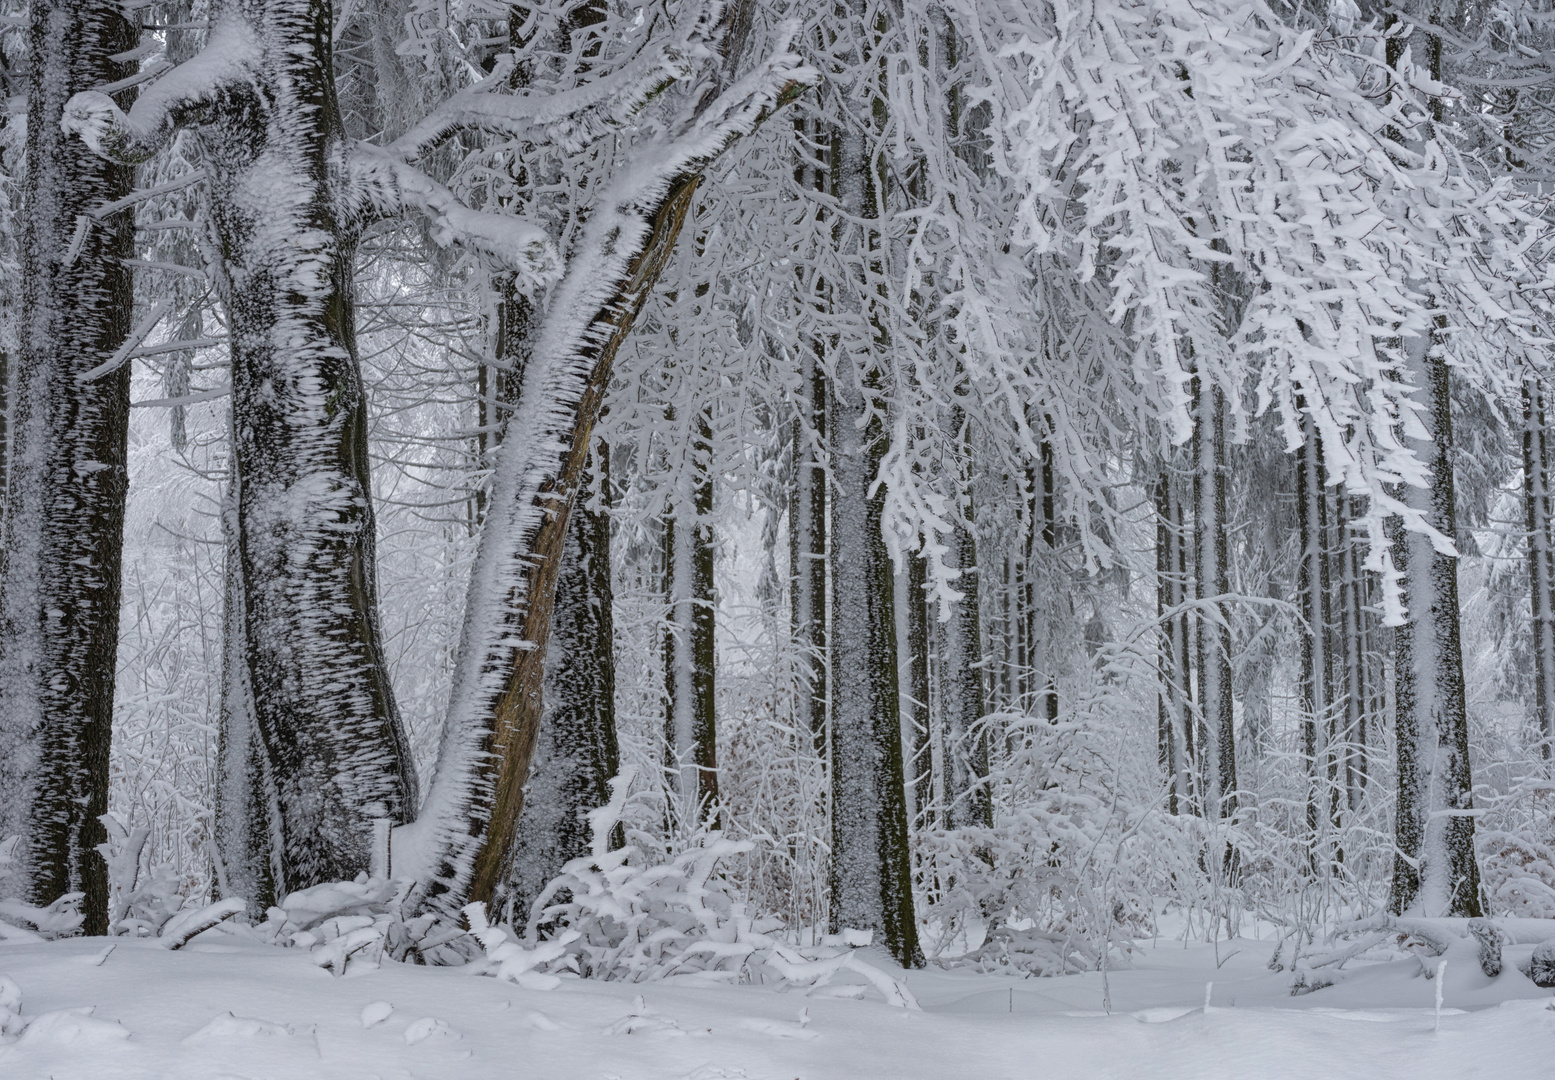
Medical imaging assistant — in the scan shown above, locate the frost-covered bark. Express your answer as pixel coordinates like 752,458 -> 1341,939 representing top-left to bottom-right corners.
64,0 -> 429,892
663,411 -> 718,819
790,349 -> 828,753
1156,456 -> 1194,814
1391,331 -> 1482,917
1193,381 -> 1235,816
939,480 -> 990,830
391,11 -> 812,917
504,464 -> 620,921
904,545 -> 932,825
213,471 -> 278,916
0,0 -> 137,930
829,370 -> 920,966
825,10 -> 921,957
1526,377 -> 1555,759
1296,412 -> 1333,858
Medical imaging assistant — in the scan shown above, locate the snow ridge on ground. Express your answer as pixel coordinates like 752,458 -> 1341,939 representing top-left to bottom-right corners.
1,933 -> 1552,1079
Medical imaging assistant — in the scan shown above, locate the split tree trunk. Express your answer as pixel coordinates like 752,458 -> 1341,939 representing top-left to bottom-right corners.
0,0 -> 138,931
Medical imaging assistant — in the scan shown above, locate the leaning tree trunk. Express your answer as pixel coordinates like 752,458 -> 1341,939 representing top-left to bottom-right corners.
664,411 -> 719,821
0,0 -> 137,931
1526,376 -> 1555,761
503,455 -> 621,920
1391,328 -> 1481,917
393,31 -> 811,917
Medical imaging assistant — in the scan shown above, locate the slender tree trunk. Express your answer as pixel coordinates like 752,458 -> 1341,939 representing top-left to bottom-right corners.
1296,412 -> 1331,864
905,544 -> 932,827
791,349 -> 828,754
940,481 -> 991,830
1194,380 -> 1235,816
1392,327 -> 1481,916
1526,377 -> 1555,760
0,0 -> 137,931
1039,435 -> 1058,723
1156,456 -> 1193,814
664,412 -> 718,820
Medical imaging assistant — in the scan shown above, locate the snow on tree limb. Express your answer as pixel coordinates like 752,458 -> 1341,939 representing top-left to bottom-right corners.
60,17 -> 260,163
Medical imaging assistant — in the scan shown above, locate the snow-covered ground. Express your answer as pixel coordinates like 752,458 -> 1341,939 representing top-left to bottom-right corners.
1,931 -> 1552,1079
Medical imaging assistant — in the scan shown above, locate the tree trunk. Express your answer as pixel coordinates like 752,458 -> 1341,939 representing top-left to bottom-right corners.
791,349 -> 828,754
1296,411 -> 1331,863
1194,380 -> 1235,816
1526,377 -> 1555,759
1392,329 -> 1481,917
0,0 -> 137,931
940,482 -> 991,830
664,412 -> 718,820
1156,456 -> 1193,814
905,544 -> 932,827
504,456 -> 620,919
200,0 -> 419,893
214,470 -> 279,916
828,369 -> 921,965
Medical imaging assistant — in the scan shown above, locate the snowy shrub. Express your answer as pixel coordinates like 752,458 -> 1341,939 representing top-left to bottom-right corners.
918,714 -> 1182,975
257,876 -> 479,972
96,812 -> 185,938
501,774 -> 916,1005
1479,831 -> 1555,918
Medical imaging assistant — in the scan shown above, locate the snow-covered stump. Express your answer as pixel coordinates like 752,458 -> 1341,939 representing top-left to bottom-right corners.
0,0 -> 139,933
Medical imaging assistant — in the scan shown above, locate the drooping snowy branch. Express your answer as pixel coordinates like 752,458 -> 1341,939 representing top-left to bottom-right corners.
60,17 -> 259,163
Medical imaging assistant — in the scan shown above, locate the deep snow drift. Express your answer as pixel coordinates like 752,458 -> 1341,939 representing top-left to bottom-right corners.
1,929 -> 1552,1079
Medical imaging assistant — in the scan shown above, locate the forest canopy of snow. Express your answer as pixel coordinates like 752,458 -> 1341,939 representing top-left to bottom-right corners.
3,0 -> 1555,1071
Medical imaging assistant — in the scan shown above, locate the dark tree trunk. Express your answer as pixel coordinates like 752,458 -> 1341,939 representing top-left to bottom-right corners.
940,482 -> 991,830
1194,380 -> 1235,816
0,0 -> 138,932
1526,377 -> 1555,759
905,543 -> 932,826
791,349 -> 828,754
664,412 -> 718,818
1296,412 -> 1331,862
1156,456 -> 1193,814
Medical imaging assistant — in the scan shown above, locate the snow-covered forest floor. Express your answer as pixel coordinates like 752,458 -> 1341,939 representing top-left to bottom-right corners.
3,931 -> 1552,1079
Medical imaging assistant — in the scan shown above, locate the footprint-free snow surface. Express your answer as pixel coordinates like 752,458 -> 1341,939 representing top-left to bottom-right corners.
0,933 -> 1551,1078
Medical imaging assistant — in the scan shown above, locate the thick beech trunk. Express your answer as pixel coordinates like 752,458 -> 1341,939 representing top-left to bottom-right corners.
0,0 -> 137,931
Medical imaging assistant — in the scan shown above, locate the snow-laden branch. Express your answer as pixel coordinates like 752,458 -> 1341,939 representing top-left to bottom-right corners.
394,25 -> 814,917
389,6 -> 724,162
60,17 -> 259,163
348,147 -> 562,291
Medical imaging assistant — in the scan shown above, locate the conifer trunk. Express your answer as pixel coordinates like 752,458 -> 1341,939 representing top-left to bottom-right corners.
0,0 -> 138,930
